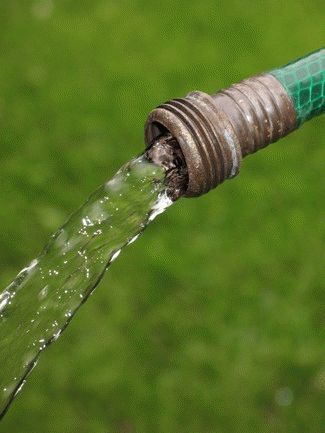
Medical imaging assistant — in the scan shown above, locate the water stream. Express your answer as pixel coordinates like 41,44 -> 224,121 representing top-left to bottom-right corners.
0,153 -> 173,418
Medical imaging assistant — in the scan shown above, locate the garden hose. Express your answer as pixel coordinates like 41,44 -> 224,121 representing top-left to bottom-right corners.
145,48 -> 325,198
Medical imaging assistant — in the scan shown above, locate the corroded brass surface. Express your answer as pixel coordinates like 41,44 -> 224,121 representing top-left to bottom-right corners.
212,74 -> 297,157
145,73 -> 297,197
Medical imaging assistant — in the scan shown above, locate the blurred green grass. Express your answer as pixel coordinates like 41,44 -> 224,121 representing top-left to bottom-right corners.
0,1 -> 324,432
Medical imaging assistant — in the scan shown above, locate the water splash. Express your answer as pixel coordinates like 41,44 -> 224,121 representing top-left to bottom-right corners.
0,154 -> 172,418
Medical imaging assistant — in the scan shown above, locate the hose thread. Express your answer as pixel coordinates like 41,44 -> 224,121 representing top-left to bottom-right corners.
145,73 -> 297,197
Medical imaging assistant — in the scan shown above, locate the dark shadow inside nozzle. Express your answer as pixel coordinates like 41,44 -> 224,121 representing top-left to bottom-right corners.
145,133 -> 188,201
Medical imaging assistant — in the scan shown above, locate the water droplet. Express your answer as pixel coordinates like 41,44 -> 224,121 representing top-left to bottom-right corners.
127,234 -> 140,245
110,250 -> 121,263
82,216 -> 94,227
53,330 -> 61,341
14,380 -> 26,397
0,291 -> 10,313
38,285 -> 49,300
2,383 -> 15,397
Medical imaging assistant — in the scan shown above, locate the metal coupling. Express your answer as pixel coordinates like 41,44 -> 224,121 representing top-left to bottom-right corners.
145,73 -> 297,197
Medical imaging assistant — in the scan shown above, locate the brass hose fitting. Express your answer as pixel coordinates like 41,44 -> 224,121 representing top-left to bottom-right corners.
145,74 -> 296,197
144,49 -> 325,197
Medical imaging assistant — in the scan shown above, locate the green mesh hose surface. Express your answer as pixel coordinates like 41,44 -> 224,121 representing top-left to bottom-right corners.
270,48 -> 325,125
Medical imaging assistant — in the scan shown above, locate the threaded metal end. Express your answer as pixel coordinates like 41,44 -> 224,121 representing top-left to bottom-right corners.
145,73 -> 297,197
145,92 -> 242,197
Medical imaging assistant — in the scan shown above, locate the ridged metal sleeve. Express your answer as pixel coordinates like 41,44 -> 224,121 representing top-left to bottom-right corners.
145,49 -> 324,198
211,74 -> 297,157
270,48 -> 325,124
145,74 -> 296,196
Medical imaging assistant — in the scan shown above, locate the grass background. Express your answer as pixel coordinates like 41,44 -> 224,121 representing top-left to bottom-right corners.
0,1 -> 324,432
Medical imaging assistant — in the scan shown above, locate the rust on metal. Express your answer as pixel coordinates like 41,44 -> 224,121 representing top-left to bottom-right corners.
212,74 -> 297,157
144,73 -> 297,198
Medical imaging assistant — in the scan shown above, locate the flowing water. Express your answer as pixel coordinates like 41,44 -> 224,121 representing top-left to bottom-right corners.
0,154 -> 173,418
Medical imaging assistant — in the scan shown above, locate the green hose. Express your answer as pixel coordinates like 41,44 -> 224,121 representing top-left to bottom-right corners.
270,48 -> 325,125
